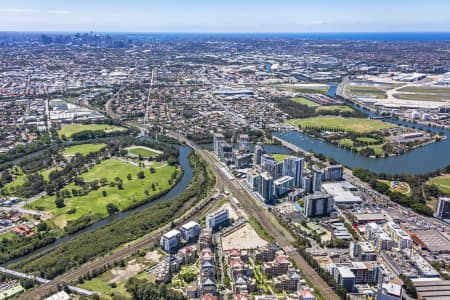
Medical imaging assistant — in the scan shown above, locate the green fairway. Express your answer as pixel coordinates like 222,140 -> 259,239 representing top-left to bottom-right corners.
62,143 -> 106,156
393,93 -> 450,101
358,145 -> 384,156
428,175 -> 450,195
316,105 -> 354,113
58,124 -> 125,138
287,116 -> 395,133
30,158 -> 178,228
289,97 -> 318,107
272,154 -> 290,162
127,146 -> 161,158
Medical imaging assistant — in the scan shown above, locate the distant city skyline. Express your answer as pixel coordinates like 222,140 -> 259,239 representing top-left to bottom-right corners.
1,0 -> 450,33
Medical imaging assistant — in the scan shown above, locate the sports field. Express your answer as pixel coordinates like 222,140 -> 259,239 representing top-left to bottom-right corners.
288,116 -> 395,133
58,124 -> 125,138
127,146 -> 161,158
428,175 -> 450,195
62,143 -> 106,156
289,97 -> 318,107
30,158 -> 178,228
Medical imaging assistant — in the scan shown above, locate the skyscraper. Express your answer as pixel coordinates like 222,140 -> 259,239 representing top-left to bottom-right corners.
259,172 -> 274,204
283,156 -> 304,187
304,192 -> 334,217
239,134 -> 249,152
254,143 -> 264,165
312,165 -> 322,192
213,133 -> 224,156
434,197 -> 450,219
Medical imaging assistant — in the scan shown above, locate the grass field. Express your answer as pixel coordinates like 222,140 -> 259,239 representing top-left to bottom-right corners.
288,116 -> 395,133
397,87 -> 450,94
294,87 -> 328,94
58,124 -> 125,138
289,97 -> 319,107
356,137 -> 379,144
62,143 -> 106,156
428,175 -> 450,195
30,159 -> 177,228
127,146 -> 161,158
272,154 -> 290,162
316,105 -> 354,113
347,86 -> 386,99
393,93 -> 450,101
358,145 -> 384,156
379,179 -> 411,196
338,139 -> 354,148
78,271 -> 129,300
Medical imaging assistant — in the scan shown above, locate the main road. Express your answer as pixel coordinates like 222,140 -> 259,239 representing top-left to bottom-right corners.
169,131 -> 340,300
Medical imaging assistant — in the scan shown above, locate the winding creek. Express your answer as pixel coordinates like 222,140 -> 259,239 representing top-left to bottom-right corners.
274,84 -> 450,174
3,145 -> 193,267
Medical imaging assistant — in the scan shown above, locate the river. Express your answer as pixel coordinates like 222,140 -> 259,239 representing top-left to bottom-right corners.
3,145 -> 193,266
273,83 -> 450,175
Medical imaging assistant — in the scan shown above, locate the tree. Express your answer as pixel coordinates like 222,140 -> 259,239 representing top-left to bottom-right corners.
127,173 -> 132,180
102,190 -> 108,197
55,197 -> 65,208
137,171 -> 145,179
106,203 -> 119,216
149,167 -> 156,174
37,222 -> 48,232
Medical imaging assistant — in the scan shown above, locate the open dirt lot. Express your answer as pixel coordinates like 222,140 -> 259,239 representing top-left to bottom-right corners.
221,223 -> 267,251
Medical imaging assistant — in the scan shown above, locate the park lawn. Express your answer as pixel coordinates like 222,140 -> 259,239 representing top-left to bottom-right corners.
1,166 -> 27,196
378,179 -> 412,196
287,116 -> 395,133
272,154 -> 290,162
393,93 -> 449,101
30,159 -> 178,228
1,166 -> 61,196
58,124 -> 125,138
62,143 -> 107,156
339,139 -> 354,148
357,144 -> 384,156
356,137 -> 379,144
428,175 -> 450,195
316,105 -> 354,113
127,146 -> 160,158
289,97 -> 318,107
78,272 -> 129,300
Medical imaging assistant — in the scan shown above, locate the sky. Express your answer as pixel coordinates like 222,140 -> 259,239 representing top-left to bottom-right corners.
1,0 -> 450,33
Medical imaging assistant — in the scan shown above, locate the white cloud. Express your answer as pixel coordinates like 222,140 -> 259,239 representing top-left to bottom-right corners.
0,8 -> 32,13
48,10 -> 71,15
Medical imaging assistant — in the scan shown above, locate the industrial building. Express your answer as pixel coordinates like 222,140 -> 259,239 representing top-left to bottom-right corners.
322,182 -> 363,206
